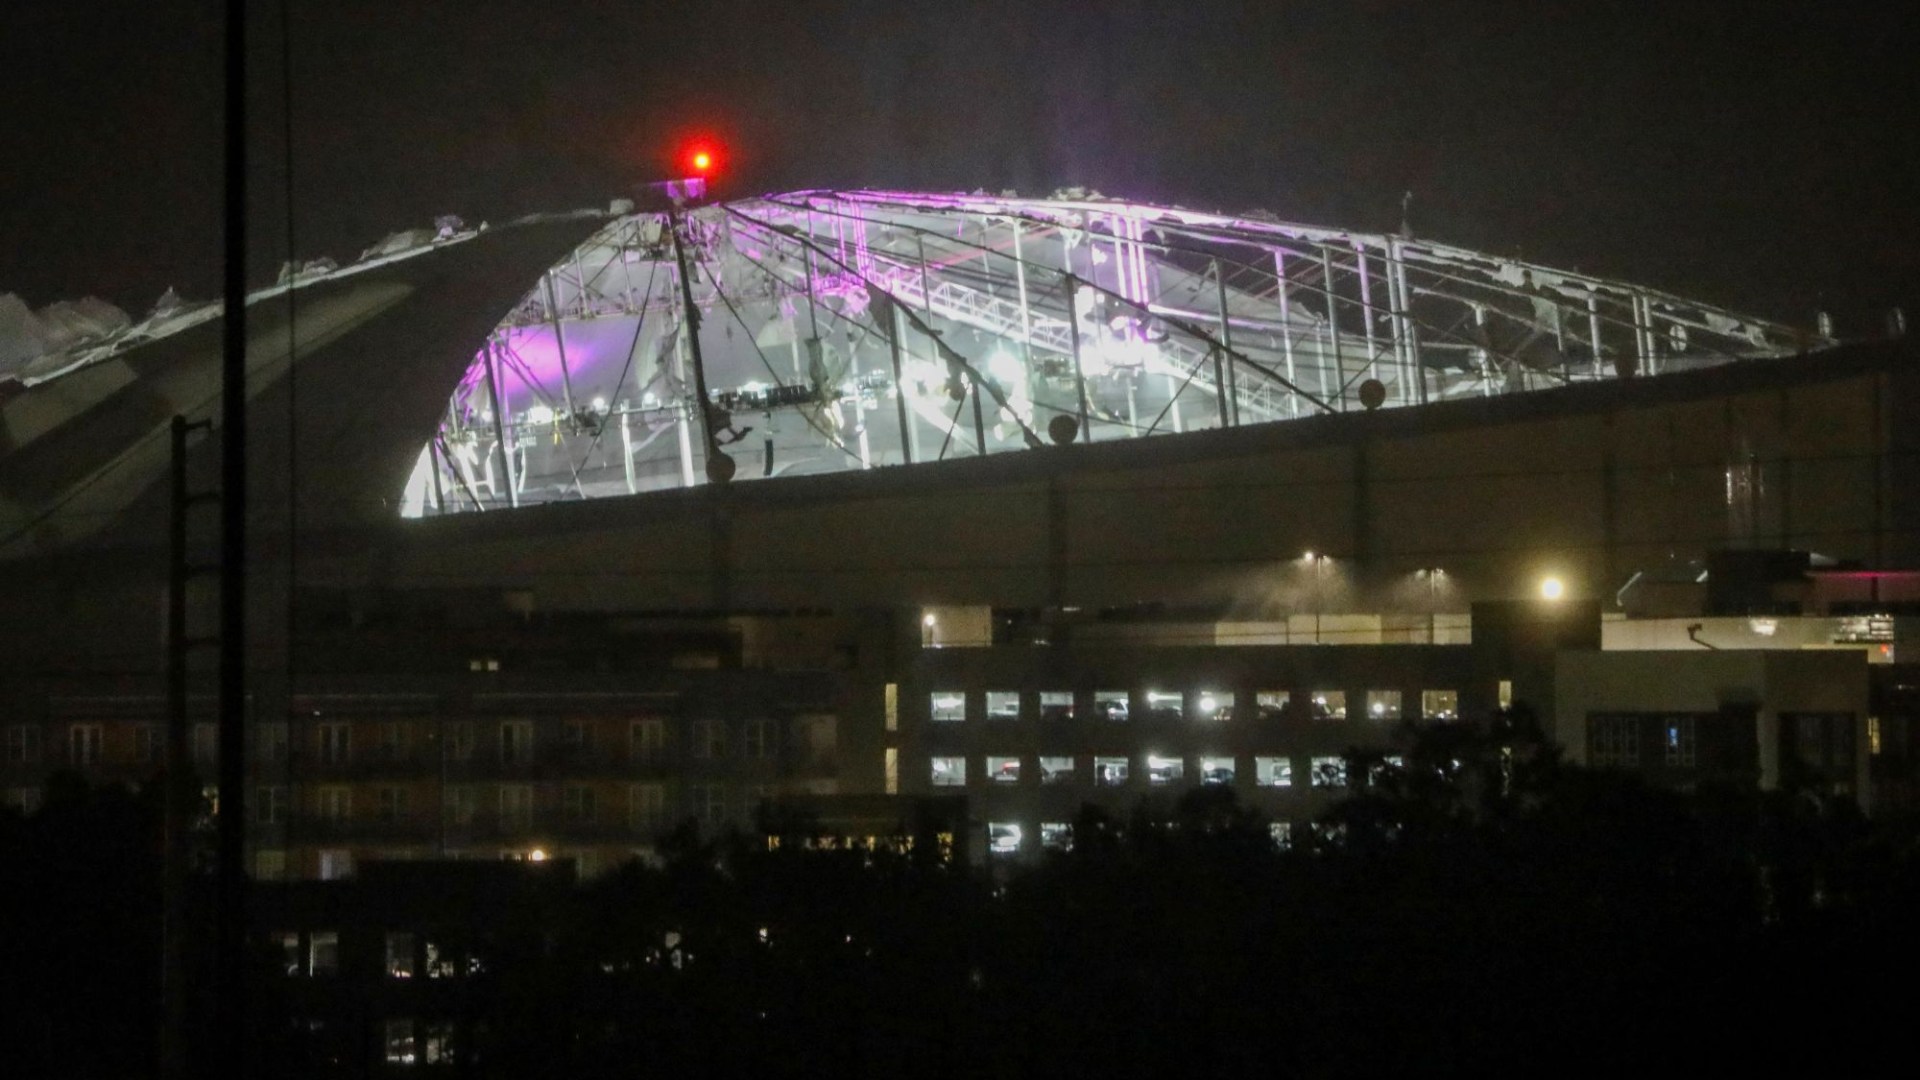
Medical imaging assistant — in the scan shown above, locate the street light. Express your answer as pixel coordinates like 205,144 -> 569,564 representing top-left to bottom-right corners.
1540,575 -> 1565,601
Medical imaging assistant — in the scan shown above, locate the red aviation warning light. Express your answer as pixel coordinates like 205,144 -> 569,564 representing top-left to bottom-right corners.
685,142 -> 718,178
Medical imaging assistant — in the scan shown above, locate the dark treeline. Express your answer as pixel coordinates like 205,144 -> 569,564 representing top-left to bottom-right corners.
6,709 -> 1917,1077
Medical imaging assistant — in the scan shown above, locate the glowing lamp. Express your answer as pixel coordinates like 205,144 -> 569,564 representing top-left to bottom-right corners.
1539,576 -> 1565,601
692,151 -> 711,172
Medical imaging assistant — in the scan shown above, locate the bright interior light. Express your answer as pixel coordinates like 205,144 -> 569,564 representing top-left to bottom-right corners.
526,404 -> 556,425
923,613 -> 938,627
985,350 -> 1024,387
1540,576 -> 1565,600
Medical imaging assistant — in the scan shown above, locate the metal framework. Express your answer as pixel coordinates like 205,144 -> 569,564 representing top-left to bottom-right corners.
405,190 -> 1829,517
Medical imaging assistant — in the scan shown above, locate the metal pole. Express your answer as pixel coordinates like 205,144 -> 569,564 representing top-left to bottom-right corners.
162,416 -> 193,1080
541,273 -> 578,419
426,436 -> 448,513
1586,290 -> 1605,376
1633,290 -> 1652,375
888,303 -> 915,465
1473,303 -> 1493,395
1275,250 -> 1297,418
1321,246 -> 1345,411
619,407 -> 636,494
1012,220 -> 1036,369
1211,259 -> 1235,428
483,341 -> 518,508
1356,245 -> 1379,384
217,0 -> 249,1067
1384,238 -> 1408,404
1390,238 -> 1424,404
1064,273 -> 1092,440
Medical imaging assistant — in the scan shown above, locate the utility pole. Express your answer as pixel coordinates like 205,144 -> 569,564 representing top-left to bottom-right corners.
163,416 -> 216,1080
217,0 -> 250,1073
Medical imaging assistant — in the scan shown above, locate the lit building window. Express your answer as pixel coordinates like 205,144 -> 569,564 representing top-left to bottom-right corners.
1498,680 -> 1513,710
987,822 -> 1022,855
1269,822 -> 1293,850
1195,690 -> 1234,720
1094,756 -> 1129,786
1144,690 -> 1185,722
1199,756 -> 1235,785
384,1019 -> 416,1066
1422,690 -> 1459,721
884,683 -> 899,732
929,692 -> 966,723
884,748 -> 899,795
1147,755 -> 1185,785
1310,756 -> 1347,788
253,849 -> 287,881
1663,717 -> 1697,768
930,756 -> 967,787
987,756 -> 1021,784
421,1022 -> 455,1065
1255,691 -> 1290,720
1038,756 -> 1075,784
1310,692 -> 1347,721
1366,690 -> 1402,721
1255,757 -> 1292,787
1095,691 -> 1130,722
309,930 -> 340,975
1040,822 -> 1073,851
275,931 -> 301,976
318,850 -> 352,881
1038,692 -> 1075,721
985,691 -> 1022,720
386,932 -> 416,979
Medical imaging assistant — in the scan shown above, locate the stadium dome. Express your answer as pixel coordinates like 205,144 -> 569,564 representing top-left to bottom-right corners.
0,190 -> 1830,557
401,189 -> 1826,516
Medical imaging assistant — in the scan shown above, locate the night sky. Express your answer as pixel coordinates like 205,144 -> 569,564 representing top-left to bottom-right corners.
4,1 -> 1914,330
